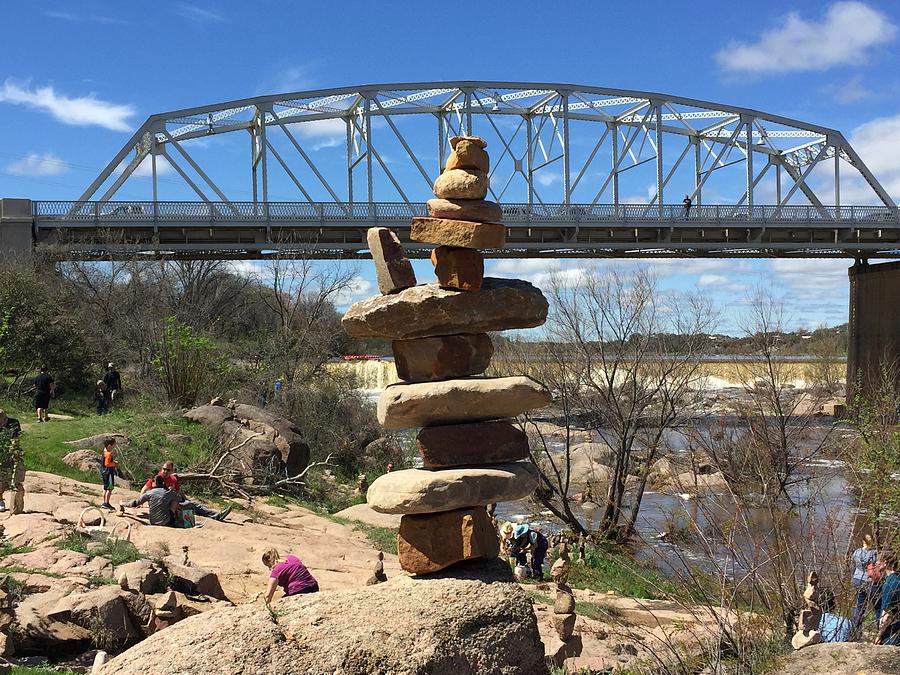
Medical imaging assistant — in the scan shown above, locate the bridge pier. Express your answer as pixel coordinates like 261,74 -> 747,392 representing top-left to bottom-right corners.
847,260 -> 900,397
0,199 -> 34,260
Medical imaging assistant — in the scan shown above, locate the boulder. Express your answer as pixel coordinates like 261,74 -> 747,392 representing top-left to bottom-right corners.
48,586 -> 150,646
392,334 -> 494,382
672,471 -> 729,494
97,559 -> 549,675
182,405 -> 233,434
398,507 -> 499,574
231,404 -> 309,475
367,461 -> 539,514
216,420 -> 284,476
115,560 -> 165,595
433,168 -> 488,200
417,421 -> 530,468
61,450 -> 102,473
777,643 -> 900,675
163,560 -> 227,600
64,433 -> 128,450
427,198 -> 503,223
446,136 -> 490,172
377,376 -> 551,429
411,217 -> 506,249
431,246 -> 484,291
367,227 -> 417,294
12,587 -> 92,653
342,278 -> 548,340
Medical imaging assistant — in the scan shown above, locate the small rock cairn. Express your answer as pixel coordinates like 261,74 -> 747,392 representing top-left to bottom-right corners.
791,571 -> 823,650
342,136 -> 551,575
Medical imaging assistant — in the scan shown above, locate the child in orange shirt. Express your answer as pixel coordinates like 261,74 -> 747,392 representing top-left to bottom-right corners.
101,437 -> 119,511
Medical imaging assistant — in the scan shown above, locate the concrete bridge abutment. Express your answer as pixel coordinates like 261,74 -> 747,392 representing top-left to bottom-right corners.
0,199 -> 34,260
847,260 -> 900,398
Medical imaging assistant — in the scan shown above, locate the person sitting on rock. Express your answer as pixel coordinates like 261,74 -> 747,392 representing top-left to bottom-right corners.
510,523 -> 549,581
818,588 -> 851,642
262,548 -> 319,603
123,475 -> 182,526
138,460 -> 230,522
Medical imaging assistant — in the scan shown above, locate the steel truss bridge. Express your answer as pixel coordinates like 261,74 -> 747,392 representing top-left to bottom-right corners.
32,81 -> 900,259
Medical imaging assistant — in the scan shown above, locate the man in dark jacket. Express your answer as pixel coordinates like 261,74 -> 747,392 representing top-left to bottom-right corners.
102,363 -> 122,405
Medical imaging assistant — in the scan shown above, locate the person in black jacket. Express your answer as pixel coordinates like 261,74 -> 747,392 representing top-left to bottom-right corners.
32,366 -> 54,423
103,363 -> 122,406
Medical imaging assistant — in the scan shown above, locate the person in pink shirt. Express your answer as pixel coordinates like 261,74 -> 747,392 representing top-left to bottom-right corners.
262,548 -> 319,603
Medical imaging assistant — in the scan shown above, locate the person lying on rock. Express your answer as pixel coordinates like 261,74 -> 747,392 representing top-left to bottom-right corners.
139,460 -> 231,522
262,548 -> 319,603
124,475 -> 232,525
509,523 -> 549,581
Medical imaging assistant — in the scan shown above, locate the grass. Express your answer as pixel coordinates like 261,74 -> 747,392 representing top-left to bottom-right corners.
87,574 -> 118,587
12,668 -> 78,675
0,565 -> 64,578
0,394 -> 216,484
330,515 -> 398,552
0,542 -> 34,558
56,530 -> 142,565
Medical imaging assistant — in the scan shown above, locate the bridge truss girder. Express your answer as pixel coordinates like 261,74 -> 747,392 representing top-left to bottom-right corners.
76,82 -> 895,212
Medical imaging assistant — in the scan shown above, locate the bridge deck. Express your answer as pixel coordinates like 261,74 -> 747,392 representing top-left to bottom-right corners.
31,201 -> 900,259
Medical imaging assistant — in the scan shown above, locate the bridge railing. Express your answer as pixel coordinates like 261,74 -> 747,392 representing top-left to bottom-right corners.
32,201 -> 900,224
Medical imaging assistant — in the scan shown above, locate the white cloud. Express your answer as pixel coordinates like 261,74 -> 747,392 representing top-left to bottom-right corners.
294,118 -> 345,150
172,4 -> 224,22
836,113 -> 900,204
822,75 -> 876,104
698,274 -> 729,287
716,2 -> 896,74
4,152 -> 68,176
128,155 -> 173,178
0,80 -> 135,131
333,275 -> 373,308
535,171 -> 561,187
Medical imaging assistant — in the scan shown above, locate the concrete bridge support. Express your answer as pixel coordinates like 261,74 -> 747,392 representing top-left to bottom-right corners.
0,199 -> 34,260
847,260 -> 900,397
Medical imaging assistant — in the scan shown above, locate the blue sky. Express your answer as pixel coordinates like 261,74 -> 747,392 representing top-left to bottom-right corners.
2,1 -> 900,332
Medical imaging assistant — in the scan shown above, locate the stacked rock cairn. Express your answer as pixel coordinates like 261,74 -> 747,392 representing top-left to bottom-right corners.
791,571 -> 823,650
342,135 -> 552,575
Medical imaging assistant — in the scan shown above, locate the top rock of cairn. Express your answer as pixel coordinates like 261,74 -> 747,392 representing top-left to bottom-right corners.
341,135 -> 551,576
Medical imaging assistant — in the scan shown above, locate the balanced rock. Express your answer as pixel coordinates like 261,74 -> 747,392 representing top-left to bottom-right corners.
554,585 -> 576,614
446,136 -> 490,173
398,507 -> 499,574
412,217 -> 505,249
393,334 -> 493,382
553,613 -> 577,641
431,246 -> 484,291
378,376 -> 551,429
433,169 -> 488,200
367,227 -> 416,294
366,461 -> 539,514
96,559 -> 549,675
342,278 -> 548,340
418,421 -> 529,468
427,198 -> 503,223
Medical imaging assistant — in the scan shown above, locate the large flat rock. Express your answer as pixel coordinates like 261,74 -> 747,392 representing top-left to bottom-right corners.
377,376 -> 551,429
398,507 -> 499,574
366,461 -> 539,514
98,558 -> 549,675
393,334 -> 494,382
427,198 -> 502,223
418,421 -> 530,468
341,278 -> 548,340
411,217 -> 505,249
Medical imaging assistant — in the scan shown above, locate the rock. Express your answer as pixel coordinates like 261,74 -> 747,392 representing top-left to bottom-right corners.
164,433 -> 193,445
446,136 -> 490,172
367,227 -> 417,294
12,586 -> 92,652
231,404 -> 310,476
61,449 -> 102,473
64,433 -> 128,450
377,376 -> 551,429
553,613 -> 576,640
427,198 -> 502,223
417,421 -> 529,468
398,507 -> 499,574
778,643 -> 900,675
342,277 -> 548,340
545,634 -> 583,667
183,405 -> 233,434
411,217 -> 505,249
433,168 -> 488,200
332,503 -> 402,529
97,558 -> 548,675
367,461 -> 539,514
672,471 -> 729,493
554,589 -> 575,614
791,629 -> 822,650
163,560 -> 227,600
115,560 -> 164,595
431,246 -> 484,291
48,586 -> 150,646
392,334 -> 493,382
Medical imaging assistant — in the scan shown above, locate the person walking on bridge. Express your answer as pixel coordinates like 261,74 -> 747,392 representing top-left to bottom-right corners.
682,195 -> 692,220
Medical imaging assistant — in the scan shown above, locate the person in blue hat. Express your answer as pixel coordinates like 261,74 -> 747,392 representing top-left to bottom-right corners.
509,523 -> 549,580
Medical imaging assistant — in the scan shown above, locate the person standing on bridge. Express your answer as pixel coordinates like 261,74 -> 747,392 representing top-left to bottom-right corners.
683,195 -> 692,220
